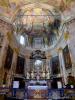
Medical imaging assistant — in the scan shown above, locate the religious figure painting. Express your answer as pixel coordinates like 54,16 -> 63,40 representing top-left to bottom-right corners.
4,46 -> 13,70
63,45 -> 72,69
51,56 -> 60,75
16,56 -> 25,74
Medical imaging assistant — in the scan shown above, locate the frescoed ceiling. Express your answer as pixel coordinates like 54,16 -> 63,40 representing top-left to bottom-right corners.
13,6 -> 61,36
0,0 -> 75,51
0,0 -> 75,20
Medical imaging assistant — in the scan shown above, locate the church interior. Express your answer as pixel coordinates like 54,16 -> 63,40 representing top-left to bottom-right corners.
0,0 -> 75,100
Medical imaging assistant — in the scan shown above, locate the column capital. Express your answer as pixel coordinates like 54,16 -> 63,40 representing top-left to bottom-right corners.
57,47 -> 63,52
46,53 -> 52,60
64,32 -> 70,41
25,54 -> 31,59
6,32 -> 12,42
13,47 -> 20,54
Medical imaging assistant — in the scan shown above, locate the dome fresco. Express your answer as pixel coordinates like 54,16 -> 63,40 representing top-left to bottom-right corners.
0,0 -> 74,21
13,5 -> 62,49
0,0 -> 75,50
13,7 -> 61,35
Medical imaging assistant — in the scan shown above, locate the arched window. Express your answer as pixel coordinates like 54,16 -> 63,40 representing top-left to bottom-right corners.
20,35 -> 25,45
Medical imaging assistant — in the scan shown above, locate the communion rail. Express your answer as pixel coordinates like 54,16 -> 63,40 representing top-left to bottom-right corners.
0,87 -> 75,99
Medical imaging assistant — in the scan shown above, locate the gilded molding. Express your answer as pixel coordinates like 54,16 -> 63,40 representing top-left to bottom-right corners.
64,32 -> 70,40
14,47 -> 20,54
7,32 -> 12,41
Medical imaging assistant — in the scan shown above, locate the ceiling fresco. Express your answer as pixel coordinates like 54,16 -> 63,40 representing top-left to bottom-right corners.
0,0 -> 75,50
12,4 -> 62,48
0,0 -> 75,20
13,7 -> 61,36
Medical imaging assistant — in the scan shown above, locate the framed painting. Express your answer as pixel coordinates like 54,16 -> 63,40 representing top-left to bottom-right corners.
63,45 -> 72,69
16,56 -> 25,74
51,56 -> 60,75
4,46 -> 13,70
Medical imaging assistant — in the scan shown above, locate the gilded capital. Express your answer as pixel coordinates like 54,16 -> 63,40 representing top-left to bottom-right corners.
57,47 -> 63,52
14,47 -> 20,54
7,32 -> 12,41
64,32 -> 70,40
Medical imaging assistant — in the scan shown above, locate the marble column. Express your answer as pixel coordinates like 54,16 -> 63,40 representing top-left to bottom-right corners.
0,36 -> 8,68
46,58 -> 51,79
72,63 -> 75,77
25,57 -> 30,78
58,48 -> 67,85
68,44 -> 75,77
11,49 -> 18,74
47,58 -> 51,72
7,49 -> 18,87
0,36 -> 8,86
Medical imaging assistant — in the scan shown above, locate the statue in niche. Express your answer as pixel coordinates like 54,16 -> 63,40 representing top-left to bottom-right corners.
46,71 -> 50,79
36,70 -> 40,80
31,71 -> 34,79
27,72 -> 30,79
36,75 -> 40,81
42,72 -> 45,79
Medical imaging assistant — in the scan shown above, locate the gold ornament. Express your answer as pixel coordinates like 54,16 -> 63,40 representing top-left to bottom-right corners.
64,32 -> 70,40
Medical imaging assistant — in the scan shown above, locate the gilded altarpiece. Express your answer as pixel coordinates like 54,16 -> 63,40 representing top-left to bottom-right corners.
26,50 -> 50,80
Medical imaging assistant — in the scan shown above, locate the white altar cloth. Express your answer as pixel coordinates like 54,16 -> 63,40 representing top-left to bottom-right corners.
28,86 -> 48,90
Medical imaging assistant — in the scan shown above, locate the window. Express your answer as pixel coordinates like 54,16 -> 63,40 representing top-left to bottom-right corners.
33,37 -> 43,48
34,60 -> 43,66
20,35 -> 25,45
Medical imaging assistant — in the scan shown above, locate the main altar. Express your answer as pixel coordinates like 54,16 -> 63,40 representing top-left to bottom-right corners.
28,80 -> 48,99
25,50 -> 51,80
